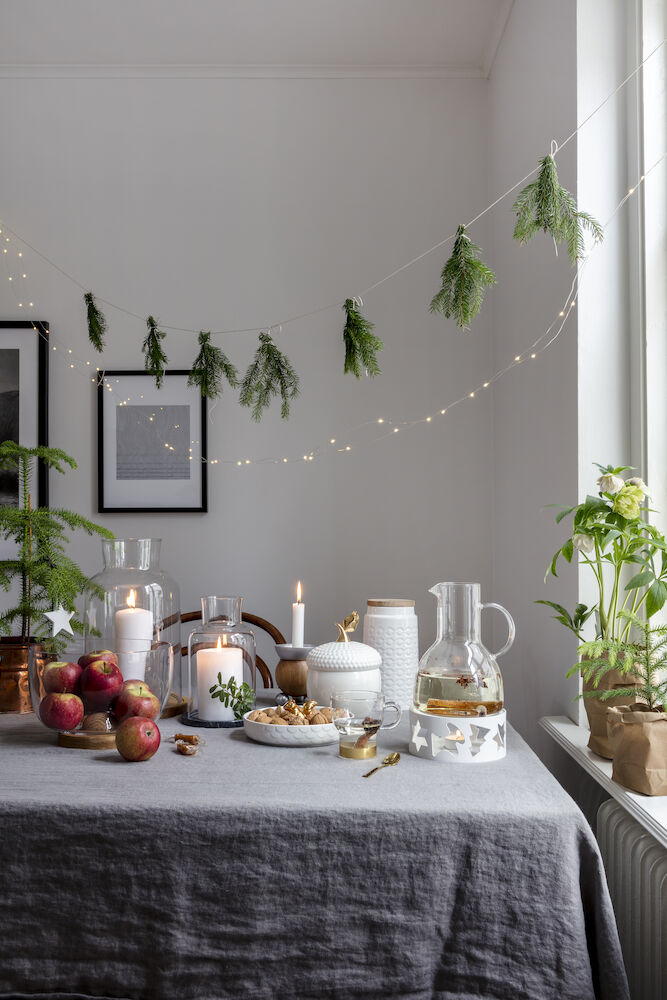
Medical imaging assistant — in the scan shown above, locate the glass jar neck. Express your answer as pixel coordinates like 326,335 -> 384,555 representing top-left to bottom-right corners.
102,538 -> 161,571
201,596 -> 243,627
433,582 -> 481,642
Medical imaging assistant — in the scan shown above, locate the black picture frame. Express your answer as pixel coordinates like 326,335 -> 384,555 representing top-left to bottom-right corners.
97,370 -> 208,514
0,320 -> 49,507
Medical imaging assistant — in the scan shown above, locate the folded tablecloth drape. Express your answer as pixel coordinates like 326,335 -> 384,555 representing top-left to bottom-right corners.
0,713 -> 628,1000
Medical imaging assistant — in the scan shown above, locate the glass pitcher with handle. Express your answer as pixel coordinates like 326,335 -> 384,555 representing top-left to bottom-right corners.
413,582 -> 515,718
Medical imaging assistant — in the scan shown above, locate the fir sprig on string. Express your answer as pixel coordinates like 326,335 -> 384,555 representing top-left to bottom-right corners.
240,332 -> 299,421
142,316 -> 168,388
343,299 -> 383,377
429,225 -> 496,330
84,292 -> 107,352
188,331 -> 239,399
512,154 -> 603,263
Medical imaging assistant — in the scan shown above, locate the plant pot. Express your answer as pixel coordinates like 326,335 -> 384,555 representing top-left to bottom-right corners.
581,654 -> 643,758
607,704 -> 667,795
0,638 -> 43,713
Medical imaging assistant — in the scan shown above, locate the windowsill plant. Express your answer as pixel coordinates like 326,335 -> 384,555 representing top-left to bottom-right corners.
538,463 -> 667,757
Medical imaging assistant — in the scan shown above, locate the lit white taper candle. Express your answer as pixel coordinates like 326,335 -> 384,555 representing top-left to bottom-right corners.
291,580 -> 305,647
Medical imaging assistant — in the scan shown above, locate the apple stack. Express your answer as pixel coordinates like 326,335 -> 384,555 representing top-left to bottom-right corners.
38,650 -> 161,761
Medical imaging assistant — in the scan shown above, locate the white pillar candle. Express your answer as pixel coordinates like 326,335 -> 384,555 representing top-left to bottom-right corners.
292,580 -> 305,647
197,635 -> 244,722
115,589 -> 153,681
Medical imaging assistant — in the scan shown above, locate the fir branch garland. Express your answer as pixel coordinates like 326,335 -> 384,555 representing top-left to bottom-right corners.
429,225 -> 496,330
239,332 -> 299,421
84,292 -> 107,352
188,331 -> 239,399
142,315 -> 168,388
342,299 -> 383,377
512,154 -> 603,263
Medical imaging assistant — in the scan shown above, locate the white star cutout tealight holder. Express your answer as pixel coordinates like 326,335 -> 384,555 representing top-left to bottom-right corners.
409,708 -> 506,763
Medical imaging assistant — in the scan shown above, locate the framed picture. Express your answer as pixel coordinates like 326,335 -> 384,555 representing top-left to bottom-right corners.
0,320 -> 49,508
97,370 -> 208,513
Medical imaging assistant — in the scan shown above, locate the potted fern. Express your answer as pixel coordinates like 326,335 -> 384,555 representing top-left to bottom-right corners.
0,442 -> 113,713
539,462 -> 667,757
576,611 -> 667,795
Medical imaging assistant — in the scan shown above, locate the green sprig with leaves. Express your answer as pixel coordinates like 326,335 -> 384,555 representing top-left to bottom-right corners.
573,611 -> 667,711
429,225 -> 495,330
208,675 -> 255,721
84,292 -> 107,353
0,442 -> 113,647
142,316 -> 169,388
342,299 -> 383,377
239,332 -> 299,421
512,154 -> 603,264
188,331 -> 239,399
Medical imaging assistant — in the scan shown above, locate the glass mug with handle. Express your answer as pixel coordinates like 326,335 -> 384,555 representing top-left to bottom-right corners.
330,689 -> 402,759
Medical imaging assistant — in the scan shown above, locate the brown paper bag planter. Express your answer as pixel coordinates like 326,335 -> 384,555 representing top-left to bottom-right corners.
607,705 -> 667,796
582,655 -> 643,759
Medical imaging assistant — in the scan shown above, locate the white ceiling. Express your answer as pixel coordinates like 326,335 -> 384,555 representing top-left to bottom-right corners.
0,0 -> 514,77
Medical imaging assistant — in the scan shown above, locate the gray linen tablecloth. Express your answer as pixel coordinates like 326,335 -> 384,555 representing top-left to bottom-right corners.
0,710 -> 628,1000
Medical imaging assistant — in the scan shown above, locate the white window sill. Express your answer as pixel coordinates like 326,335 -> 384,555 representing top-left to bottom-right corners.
539,716 -> 667,849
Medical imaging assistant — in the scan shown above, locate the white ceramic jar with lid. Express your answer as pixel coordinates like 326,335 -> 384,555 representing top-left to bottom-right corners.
363,599 -> 419,709
306,613 -> 382,706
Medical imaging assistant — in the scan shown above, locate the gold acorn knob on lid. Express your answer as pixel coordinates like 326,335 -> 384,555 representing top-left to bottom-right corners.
335,612 -> 359,643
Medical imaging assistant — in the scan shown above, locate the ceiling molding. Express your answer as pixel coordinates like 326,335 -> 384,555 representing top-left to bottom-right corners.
0,62 -> 485,81
481,0 -> 515,78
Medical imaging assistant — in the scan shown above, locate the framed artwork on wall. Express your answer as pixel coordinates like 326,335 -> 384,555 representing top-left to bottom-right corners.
97,370 -> 208,513
0,320 -> 49,508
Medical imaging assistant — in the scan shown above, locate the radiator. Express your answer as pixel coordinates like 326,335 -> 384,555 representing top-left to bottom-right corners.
596,800 -> 667,1000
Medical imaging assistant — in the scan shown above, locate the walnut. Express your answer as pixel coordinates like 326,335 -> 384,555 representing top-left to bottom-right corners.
309,711 -> 328,726
288,717 -> 307,726
270,716 -> 289,726
246,710 -> 263,722
318,707 -> 334,722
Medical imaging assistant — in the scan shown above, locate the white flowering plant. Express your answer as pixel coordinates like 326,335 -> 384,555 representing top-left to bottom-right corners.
538,463 -> 667,641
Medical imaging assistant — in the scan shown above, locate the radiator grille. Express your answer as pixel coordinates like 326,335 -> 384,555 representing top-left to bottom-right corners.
596,800 -> 667,1000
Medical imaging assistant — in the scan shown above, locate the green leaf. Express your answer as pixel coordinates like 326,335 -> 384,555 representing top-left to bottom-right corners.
646,580 -> 667,619
555,506 -> 577,524
624,570 -> 654,591
562,538 -> 574,563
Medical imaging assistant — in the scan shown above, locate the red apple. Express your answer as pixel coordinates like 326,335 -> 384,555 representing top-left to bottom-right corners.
39,692 -> 84,731
78,650 -> 118,670
114,680 -> 160,722
116,716 -> 161,761
80,659 -> 124,712
42,660 -> 83,695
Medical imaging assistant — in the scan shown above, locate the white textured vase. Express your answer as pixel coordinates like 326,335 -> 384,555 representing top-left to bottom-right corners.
363,600 -> 419,709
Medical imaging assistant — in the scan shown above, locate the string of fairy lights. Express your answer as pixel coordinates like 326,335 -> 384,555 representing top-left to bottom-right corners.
1,152 -> 663,468
0,35 -> 663,467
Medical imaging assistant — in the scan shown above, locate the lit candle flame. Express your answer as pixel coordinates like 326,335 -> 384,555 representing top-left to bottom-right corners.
296,581 -> 302,603
127,589 -> 136,609
216,635 -> 225,650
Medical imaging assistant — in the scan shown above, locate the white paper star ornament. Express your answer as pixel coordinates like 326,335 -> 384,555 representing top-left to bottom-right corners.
44,605 -> 75,637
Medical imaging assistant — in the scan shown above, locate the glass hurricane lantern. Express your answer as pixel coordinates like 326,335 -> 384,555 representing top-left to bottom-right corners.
82,538 -> 183,713
184,596 -> 256,728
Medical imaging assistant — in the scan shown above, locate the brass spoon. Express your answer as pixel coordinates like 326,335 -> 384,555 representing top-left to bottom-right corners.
362,752 -> 401,778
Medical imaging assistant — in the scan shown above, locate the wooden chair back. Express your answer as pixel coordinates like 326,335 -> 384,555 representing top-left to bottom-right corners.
180,611 -> 285,688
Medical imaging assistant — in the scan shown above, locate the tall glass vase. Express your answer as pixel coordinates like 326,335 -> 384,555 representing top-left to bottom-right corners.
83,538 -> 182,704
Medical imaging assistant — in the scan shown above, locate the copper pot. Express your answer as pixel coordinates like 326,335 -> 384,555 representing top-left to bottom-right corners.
0,638 -> 42,713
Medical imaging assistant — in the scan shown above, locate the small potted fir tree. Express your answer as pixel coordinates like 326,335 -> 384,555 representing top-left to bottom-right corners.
0,441 -> 113,712
577,611 -> 667,795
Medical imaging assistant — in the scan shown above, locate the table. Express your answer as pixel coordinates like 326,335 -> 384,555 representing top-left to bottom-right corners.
0,708 -> 629,1000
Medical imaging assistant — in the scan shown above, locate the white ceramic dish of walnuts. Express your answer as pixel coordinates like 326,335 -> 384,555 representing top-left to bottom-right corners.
243,702 -> 341,747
